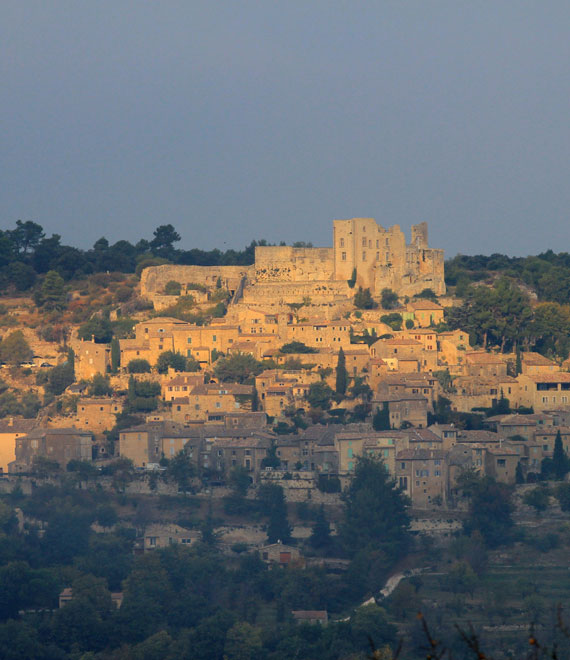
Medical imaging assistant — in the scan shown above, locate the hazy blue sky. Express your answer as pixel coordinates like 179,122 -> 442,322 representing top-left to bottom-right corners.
2,2 -> 570,257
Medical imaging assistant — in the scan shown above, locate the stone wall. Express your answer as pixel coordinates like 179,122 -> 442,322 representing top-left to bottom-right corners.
140,264 -> 253,297
254,246 -> 334,283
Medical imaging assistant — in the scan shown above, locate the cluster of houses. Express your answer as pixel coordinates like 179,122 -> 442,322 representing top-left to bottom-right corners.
3,289 -> 570,508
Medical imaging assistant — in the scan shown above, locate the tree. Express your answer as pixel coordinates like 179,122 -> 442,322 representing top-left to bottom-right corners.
524,485 -> 551,515
223,621 -> 262,660
214,353 -> 264,384
380,313 -> 403,331
464,477 -> 514,548
348,268 -> 357,288
167,450 -> 195,491
354,287 -> 375,309
88,374 -> 112,396
77,317 -> 113,343
257,483 -> 291,544
380,288 -> 399,309
150,224 -> 181,258
555,483 -> 570,511
309,504 -> 331,549
34,270 -> 66,309
335,347 -> 347,396
46,360 -> 74,395
340,456 -> 410,562
164,280 -> 182,295
0,331 -> 32,365
127,359 -> 151,374
156,350 -> 188,374
111,337 -> 120,372
228,466 -> 251,497
552,429 -> 569,480
373,404 -> 391,431
261,441 -> 280,469
280,341 -> 317,354
306,381 -> 334,410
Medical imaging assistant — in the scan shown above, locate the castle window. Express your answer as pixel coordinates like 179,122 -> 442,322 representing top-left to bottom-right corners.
385,252 -> 389,261
376,252 -> 379,261
187,337 -> 191,344
376,240 -> 379,248
342,252 -> 347,261
340,238 -> 345,247
385,238 -> 389,246
362,252 -> 366,261
362,237 -> 366,247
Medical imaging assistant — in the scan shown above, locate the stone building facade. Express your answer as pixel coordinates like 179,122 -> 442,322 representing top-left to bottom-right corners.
140,218 -> 445,304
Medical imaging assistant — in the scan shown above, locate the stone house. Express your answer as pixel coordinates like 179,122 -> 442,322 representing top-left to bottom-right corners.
0,418 -> 36,473
517,373 -> 570,412
292,611 -> 328,625
396,448 -> 448,507
171,383 -> 254,423
201,433 -> 272,479
372,392 -> 428,429
464,352 -> 507,378
260,542 -> 303,566
484,445 -> 520,484
143,523 -> 201,551
520,352 -> 560,375
162,373 -> 204,402
72,339 -> 111,380
74,397 -> 123,433
11,428 -> 93,472
404,300 -> 445,328
119,421 -> 190,468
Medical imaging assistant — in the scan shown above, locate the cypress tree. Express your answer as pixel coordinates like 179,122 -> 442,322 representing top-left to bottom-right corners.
335,347 -> 347,396
552,429 -> 569,480
111,337 -> 120,373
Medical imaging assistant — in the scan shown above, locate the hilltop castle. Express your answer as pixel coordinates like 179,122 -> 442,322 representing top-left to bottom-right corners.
141,218 -> 445,305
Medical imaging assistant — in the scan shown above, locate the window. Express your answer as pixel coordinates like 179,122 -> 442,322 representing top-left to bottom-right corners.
347,448 -> 353,458
212,335 -> 217,342
348,461 -> 354,470
362,251 -> 366,261
362,237 -> 367,247
148,537 -> 157,547
342,252 -> 347,261
187,337 -> 192,344
497,459 -> 506,467
340,238 -> 345,247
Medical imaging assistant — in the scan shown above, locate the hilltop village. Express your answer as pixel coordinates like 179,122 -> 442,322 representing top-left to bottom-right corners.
2,217 -> 570,657
2,218 -> 569,505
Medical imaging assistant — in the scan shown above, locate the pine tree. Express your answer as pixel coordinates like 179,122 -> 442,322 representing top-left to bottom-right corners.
335,347 -> 347,396
552,429 -> 569,480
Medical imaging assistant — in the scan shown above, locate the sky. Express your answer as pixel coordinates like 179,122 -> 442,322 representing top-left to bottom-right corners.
2,2 -> 570,258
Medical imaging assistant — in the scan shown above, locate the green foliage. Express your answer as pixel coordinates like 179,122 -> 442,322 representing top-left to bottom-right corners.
335,347 -> 347,396
380,288 -> 399,309
257,483 -> 291,543
228,466 -> 251,497
156,350 -> 190,374
0,331 -> 33,365
354,286 -> 376,309
280,341 -> 317,354
555,483 -> 570,511
46,359 -> 75,395
111,337 -> 120,372
87,373 -> 113,396
261,441 -> 280,469
309,504 -> 332,549
127,359 -> 151,374
380,312 -> 403,331
372,403 -> 391,431
306,381 -> 334,410
214,353 -> 264,383
34,270 -> 66,309
341,456 -> 410,562
463,476 -> 514,548
167,450 -> 195,491
347,267 -> 357,288
523,484 -> 551,514
405,318 -> 414,329
317,474 -> 341,493
552,429 -> 570,480
415,287 -> 438,301
77,316 -> 113,343
127,377 -> 160,412
164,280 -> 182,295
